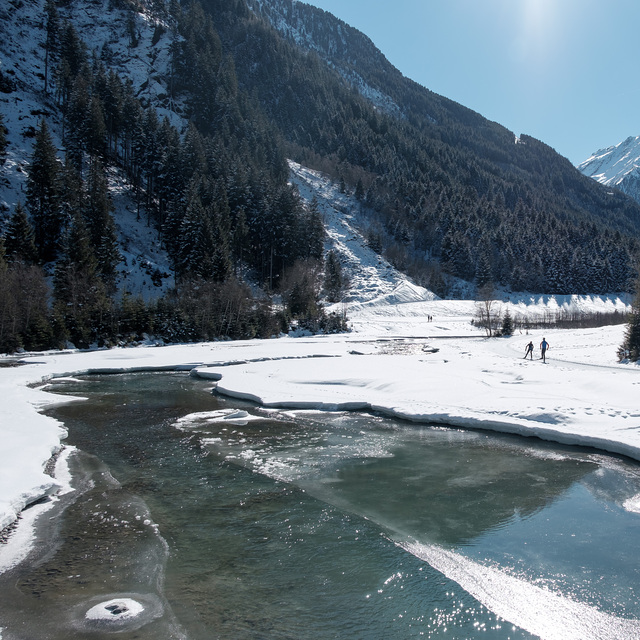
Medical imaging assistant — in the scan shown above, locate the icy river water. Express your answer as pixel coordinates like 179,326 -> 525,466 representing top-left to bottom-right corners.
2,371 -> 640,639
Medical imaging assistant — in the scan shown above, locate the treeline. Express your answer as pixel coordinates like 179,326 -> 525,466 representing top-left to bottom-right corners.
0,0 -> 347,353
227,0 -> 640,295
512,310 -> 628,331
473,304 -> 628,339
619,279 -> 640,362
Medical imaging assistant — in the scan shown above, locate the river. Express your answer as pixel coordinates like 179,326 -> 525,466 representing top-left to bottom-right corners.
1,371 -> 639,639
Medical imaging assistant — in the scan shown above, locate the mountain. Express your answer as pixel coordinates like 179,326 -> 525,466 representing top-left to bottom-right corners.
1,0 -> 639,354
231,0 -> 640,293
578,136 -> 640,205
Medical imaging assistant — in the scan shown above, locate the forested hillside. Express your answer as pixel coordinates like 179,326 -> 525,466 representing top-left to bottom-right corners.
233,0 -> 640,295
0,0 -> 340,352
1,0 -> 639,354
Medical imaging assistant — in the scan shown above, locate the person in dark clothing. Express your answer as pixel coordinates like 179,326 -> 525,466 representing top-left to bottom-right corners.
524,341 -> 534,359
540,338 -> 549,363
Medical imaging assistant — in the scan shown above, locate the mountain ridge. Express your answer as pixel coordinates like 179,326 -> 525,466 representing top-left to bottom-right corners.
578,135 -> 640,204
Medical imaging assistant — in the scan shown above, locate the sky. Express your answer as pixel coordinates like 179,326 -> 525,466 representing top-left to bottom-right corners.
303,0 -> 640,165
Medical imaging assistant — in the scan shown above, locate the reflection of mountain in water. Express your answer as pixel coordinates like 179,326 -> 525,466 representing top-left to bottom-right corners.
314,431 -> 596,546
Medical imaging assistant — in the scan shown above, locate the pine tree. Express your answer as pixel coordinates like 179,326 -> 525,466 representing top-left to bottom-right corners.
323,250 -> 347,303
55,22 -> 87,108
26,120 -> 62,262
501,308 -> 514,336
231,205 -> 249,269
305,197 -> 325,261
53,211 -> 105,348
63,74 -> 90,171
44,0 -> 60,94
86,95 -> 107,159
54,210 -> 98,304
175,183 -> 215,280
0,238 -> 20,352
4,202 -> 38,265
85,159 -> 121,291
103,70 -> 124,155
0,113 -> 7,165
475,242 -> 493,288
620,278 -> 640,362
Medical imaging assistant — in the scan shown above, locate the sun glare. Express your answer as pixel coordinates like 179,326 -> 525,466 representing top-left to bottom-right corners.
517,0 -> 560,65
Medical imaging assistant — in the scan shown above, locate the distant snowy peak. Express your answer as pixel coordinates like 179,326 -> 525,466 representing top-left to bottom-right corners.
577,135 -> 640,206
577,135 -> 640,190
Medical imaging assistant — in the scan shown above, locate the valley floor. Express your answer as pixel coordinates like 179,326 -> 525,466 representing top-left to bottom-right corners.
1,292 -> 639,573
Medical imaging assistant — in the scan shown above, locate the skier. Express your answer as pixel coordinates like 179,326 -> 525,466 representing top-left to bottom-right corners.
540,337 -> 549,363
524,341 -> 534,359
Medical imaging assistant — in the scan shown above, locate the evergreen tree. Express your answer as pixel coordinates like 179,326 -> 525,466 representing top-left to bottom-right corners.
0,113 -> 7,165
323,250 -> 347,303
103,70 -> 124,155
620,278 -> 640,362
59,159 -> 84,231
44,0 -> 60,94
0,238 -> 20,352
26,120 -> 62,262
85,159 -> 121,290
208,206 -> 232,282
174,182 -> 216,280
55,21 -> 87,108
500,308 -> 514,336
155,116 -> 183,223
64,73 -> 90,171
231,205 -> 249,269
53,211 -> 106,348
283,260 -> 322,320
54,210 -> 98,304
475,249 -> 493,289
305,197 -> 325,261
86,95 -> 108,159
4,202 -> 38,265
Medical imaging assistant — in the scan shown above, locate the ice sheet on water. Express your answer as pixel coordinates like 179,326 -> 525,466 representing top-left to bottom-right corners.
623,494 -> 640,513
173,409 -> 263,429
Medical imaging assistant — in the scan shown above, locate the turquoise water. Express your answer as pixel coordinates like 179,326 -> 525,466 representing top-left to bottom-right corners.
2,372 -> 640,639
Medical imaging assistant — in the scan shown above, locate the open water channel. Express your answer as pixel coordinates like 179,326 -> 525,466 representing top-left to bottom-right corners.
1,372 -> 640,639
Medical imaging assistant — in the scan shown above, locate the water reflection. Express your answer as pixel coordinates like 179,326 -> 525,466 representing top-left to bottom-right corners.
0,372 -> 638,639
188,409 -> 596,545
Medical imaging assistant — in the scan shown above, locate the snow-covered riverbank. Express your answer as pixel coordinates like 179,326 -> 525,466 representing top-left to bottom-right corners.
1,291 -> 637,549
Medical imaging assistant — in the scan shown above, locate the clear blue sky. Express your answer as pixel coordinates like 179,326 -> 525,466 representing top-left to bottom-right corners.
304,0 -> 640,165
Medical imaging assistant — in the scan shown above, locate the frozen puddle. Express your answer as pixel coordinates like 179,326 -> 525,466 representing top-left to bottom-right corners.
86,597 -> 144,621
79,593 -> 163,633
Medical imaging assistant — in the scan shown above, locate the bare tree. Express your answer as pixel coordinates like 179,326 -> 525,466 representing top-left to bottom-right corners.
475,282 -> 501,337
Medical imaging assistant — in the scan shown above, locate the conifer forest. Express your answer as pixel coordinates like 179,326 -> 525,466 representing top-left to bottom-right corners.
1,0 -> 639,353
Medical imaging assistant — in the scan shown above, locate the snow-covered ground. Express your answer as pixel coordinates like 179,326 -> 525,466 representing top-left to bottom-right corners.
0,291 -> 637,566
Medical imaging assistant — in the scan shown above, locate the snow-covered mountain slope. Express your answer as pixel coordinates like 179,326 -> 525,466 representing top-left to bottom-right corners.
288,160 -> 631,335
0,0 -> 177,298
289,161 -> 435,306
577,135 -> 640,204
248,0 -> 402,117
